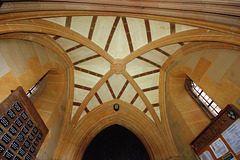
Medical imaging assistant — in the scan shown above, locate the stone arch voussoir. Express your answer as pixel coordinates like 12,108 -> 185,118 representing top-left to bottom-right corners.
61,99 -> 170,160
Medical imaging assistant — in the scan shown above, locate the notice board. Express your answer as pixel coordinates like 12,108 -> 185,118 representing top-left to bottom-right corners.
190,104 -> 240,160
0,86 -> 48,160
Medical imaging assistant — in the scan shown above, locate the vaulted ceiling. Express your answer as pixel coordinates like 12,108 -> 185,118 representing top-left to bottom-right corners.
43,16 -> 196,122
1,0 -> 239,134
1,1 -> 240,159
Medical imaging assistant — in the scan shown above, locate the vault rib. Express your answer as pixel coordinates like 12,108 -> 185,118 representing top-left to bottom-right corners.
122,70 -> 161,129
0,33 -> 72,68
170,23 -> 176,34
122,17 -> 134,53
105,16 -> 120,52
66,44 -> 84,53
130,93 -> 139,104
74,66 -> 103,78
53,35 -> 61,40
132,69 -> 160,79
178,42 -> 185,46
0,33 -> 75,144
73,102 -> 81,106
95,92 -> 103,104
65,16 -> 72,29
74,84 -> 92,91
123,29 -> 230,64
84,107 -> 90,113
117,80 -> 129,99
88,16 -> 98,40
0,19 -> 115,64
71,70 -> 114,125
152,103 -> 160,107
3,20 -> 238,67
142,86 -> 159,92
137,56 -> 161,68
5,15 -> 240,159
141,103 -> 159,114
106,80 -> 116,99
73,54 -> 101,65
155,48 -> 170,57
143,107 -> 148,113
53,17 -> 71,42
144,19 -> 152,43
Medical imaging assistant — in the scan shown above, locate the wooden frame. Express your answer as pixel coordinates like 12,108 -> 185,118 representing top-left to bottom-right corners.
0,86 -> 48,160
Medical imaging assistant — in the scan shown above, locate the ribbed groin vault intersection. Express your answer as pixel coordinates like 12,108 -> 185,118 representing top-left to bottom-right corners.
0,1 -> 240,159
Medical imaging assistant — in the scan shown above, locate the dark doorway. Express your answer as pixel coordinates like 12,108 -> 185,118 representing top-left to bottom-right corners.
82,124 -> 150,160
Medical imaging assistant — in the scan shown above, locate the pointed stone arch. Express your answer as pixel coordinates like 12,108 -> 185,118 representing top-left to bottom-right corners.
54,99 -> 174,160
82,124 -> 151,159
1,13 -> 240,160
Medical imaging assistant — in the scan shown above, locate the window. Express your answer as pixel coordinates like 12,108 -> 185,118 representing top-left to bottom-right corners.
26,72 -> 48,98
26,82 -> 39,97
185,77 -> 221,119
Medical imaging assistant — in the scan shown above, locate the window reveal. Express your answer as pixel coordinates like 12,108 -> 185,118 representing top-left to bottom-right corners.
185,77 -> 221,119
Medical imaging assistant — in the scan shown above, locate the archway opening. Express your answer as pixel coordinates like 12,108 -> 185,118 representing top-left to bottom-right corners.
82,124 -> 150,160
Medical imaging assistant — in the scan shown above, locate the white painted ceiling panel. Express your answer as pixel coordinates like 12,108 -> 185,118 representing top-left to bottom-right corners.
98,83 -> 113,103
56,37 -> 79,50
44,17 -> 66,27
74,88 -> 89,103
145,90 -> 159,104
108,74 -> 127,98
126,58 -> 158,76
108,19 -> 130,59
68,46 -> 97,63
149,20 -> 170,41
76,57 -> 110,75
87,96 -> 100,111
71,16 -> 93,38
141,49 -> 168,66
42,16 -> 201,123
133,96 -> 147,112
135,72 -> 159,89
120,83 -> 137,103
160,43 -> 182,55
127,17 -> 148,51
74,70 -> 100,88
92,16 -> 116,50
176,24 -> 198,33
146,111 -> 154,121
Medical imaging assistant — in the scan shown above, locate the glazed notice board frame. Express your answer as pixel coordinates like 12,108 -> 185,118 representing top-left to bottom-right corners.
190,104 -> 240,160
0,86 -> 48,160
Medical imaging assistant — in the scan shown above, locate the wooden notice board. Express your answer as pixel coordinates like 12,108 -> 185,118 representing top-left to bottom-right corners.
190,104 -> 240,160
0,86 -> 48,160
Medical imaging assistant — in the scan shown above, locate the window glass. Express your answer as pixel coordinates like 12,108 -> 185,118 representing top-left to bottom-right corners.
26,72 -> 48,98
188,79 -> 221,118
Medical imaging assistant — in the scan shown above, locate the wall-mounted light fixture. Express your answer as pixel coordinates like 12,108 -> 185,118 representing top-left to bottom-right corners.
113,103 -> 120,111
